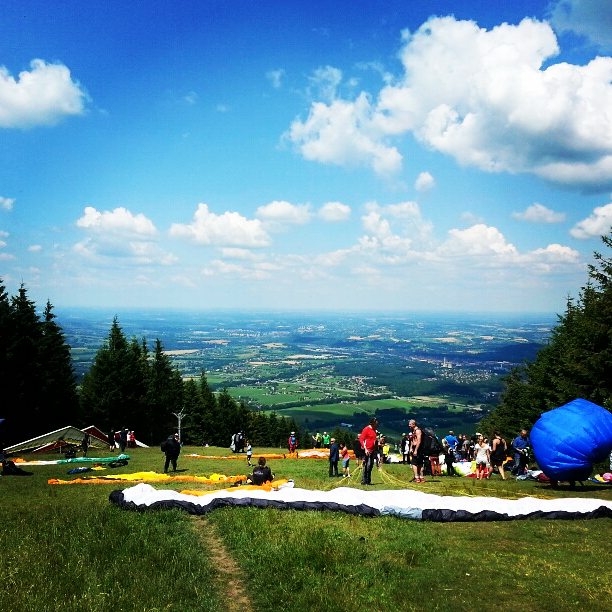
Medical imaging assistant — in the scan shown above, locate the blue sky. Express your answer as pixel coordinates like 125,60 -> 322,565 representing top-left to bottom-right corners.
2,0 -> 612,313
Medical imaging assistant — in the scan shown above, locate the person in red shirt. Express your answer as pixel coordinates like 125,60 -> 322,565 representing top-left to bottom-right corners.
359,418 -> 378,485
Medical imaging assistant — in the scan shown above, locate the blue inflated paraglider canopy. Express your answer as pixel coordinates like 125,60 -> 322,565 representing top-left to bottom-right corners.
531,398 -> 612,482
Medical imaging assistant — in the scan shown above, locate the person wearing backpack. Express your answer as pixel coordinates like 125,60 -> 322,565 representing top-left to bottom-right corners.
490,432 -> 508,480
408,419 -> 425,483
162,433 -> 181,473
287,432 -> 298,455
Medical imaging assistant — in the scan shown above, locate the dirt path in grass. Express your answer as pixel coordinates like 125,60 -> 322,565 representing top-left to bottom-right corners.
189,516 -> 253,612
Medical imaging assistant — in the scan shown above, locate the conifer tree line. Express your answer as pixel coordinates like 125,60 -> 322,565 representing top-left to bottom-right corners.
480,229 -> 612,438
0,283 -> 79,446
0,281 -> 301,447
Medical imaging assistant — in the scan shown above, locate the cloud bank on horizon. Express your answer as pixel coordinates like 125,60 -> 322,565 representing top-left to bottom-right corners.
1,0 -> 612,313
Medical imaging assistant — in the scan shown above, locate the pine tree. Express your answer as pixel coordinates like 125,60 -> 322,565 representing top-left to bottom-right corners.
7,285 -> 44,441
199,370 -> 218,445
0,282 -> 78,444
0,281 -> 11,443
81,317 -> 142,432
181,378 -> 204,445
40,300 -> 79,429
145,338 -> 184,443
480,230 -> 612,438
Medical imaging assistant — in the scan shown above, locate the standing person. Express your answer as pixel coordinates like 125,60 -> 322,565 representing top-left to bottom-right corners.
329,438 -> 339,477
322,432 -> 331,448
129,430 -> 136,448
108,429 -> 115,452
287,431 -> 298,455
400,433 -> 410,464
474,434 -> 490,480
312,432 -> 322,448
246,440 -> 253,467
340,442 -> 350,478
409,419 -> 425,483
443,441 -> 456,476
119,427 -> 128,453
162,433 -> 181,473
352,436 -> 363,467
511,429 -> 530,476
359,418 -> 378,485
81,433 -> 90,457
490,432 -> 508,480
444,431 -> 458,451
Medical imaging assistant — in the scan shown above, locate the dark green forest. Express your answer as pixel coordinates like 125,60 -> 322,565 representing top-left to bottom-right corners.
481,230 -> 612,438
1,230 -> 610,449
0,283 -> 302,449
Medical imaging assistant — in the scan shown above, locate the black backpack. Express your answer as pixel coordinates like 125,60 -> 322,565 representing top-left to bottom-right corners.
421,428 -> 442,455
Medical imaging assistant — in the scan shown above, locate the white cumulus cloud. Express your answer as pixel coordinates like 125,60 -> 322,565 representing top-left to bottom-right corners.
0,196 -> 14,211
170,203 -> 270,247
76,206 -> 157,236
287,16 -> 612,191
415,171 -> 435,192
0,59 -> 87,128
570,201 -> 612,238
256,200 -> 311,225
512,203 -> 566,223
439,224 -> 518,259
287,93 -> 402,176
318,201 -> 351,222
548,0 -> 612,51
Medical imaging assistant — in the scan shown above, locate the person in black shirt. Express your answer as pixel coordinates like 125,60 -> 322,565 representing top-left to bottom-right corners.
163,433 -> 181,473
250,457 -> 274,485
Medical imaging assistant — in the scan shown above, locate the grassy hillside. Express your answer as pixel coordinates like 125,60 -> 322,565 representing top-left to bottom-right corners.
1,446 -> 610,611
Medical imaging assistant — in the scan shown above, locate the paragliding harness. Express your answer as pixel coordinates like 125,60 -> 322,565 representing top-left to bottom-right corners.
288,434 -> 298,452
230,432 -> 245,453
420,428 -> 442,456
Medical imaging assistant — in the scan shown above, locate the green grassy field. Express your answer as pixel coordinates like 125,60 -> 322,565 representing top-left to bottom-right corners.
1,446 -> 610,611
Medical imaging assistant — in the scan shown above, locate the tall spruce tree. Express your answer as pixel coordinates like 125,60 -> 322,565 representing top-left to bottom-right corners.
81,321 -> 184,444
181,378 -> 204,445
480,230 -> 612,438
40,300 -> 79,429
0,282 -> 78,444
145,338 -> 184,443
81,317 -> 143,433
6,285 -> 45,444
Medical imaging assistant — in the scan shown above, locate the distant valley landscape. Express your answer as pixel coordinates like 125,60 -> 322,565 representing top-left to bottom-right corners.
61,309 -> 555,438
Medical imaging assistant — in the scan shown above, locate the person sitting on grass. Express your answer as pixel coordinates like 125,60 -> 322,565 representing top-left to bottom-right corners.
250,457 -> 274,485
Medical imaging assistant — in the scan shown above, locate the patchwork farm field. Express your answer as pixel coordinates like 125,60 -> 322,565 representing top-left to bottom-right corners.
2,446 -> 610,611
63,309 -> 553,436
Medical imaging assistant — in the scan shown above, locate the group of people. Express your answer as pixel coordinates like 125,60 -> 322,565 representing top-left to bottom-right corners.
311,432 -> 331,448
158,421 -> 531,485
358,418 -> 531,484
107,428 -> 136,453
328,437 -> 351,478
